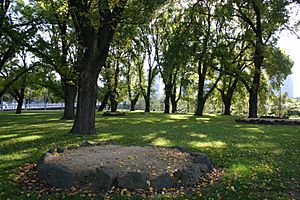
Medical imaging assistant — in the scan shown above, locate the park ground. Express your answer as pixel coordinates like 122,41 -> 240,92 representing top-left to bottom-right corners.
0,111 -> 299,199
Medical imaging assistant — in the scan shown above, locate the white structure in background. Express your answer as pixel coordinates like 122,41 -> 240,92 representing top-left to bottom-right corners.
281,75 -> 294,98
153,75 -> 164,98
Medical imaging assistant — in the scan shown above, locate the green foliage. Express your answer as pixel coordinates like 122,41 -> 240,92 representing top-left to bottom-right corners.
264,47 -> 293,88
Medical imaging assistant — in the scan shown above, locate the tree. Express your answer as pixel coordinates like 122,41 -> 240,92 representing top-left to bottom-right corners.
126,55 -> 141,111
137,24 -> 159,112
28,0 -> 80,120
217,76 -> 238,115
67,0 -> 128,134
170,72 -> 183,113
154,5 -> 189,114
229,0 -> 291,118
184,0 -> 223,116
0,0 -> 37,79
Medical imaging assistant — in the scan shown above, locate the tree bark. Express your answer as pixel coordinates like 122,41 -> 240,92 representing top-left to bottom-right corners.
223,98 -> 231,115
110,63 -> 120,112
110,91 -> 118,112
171,97 -> 177,113
238,1 -> 263,118
98,91 -> 110,111
195,99 -> 206,117
164,84 -> 172,114
195,55 -> 222,116
171,79 -> 182,113
195,62 -> 206,116
71,69 -> 99,135
69,0 -> 126,134
219,79 -> 238,115
62,82 -> 77,120
144,95 -> 150,112
130,93 -> 139,111
130,99 -> 138,111
16,87 -> 25,114
15,76 -> 26,114
171,83 -> 177,113
248,88 -> 258,118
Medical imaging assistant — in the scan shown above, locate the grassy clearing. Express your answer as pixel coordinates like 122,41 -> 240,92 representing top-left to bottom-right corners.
0,110 -> 299,199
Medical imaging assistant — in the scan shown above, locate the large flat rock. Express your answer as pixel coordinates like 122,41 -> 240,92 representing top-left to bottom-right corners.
38,144 -> 214,190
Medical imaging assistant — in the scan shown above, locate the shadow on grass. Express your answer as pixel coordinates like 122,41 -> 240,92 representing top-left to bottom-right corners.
0,111 -> 299,198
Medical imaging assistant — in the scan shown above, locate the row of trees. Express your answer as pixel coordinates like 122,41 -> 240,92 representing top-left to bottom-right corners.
0,0 -> 299,134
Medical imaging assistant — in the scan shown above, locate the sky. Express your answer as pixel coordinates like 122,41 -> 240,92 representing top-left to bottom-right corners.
276,3 -> 300,98
277,30 -> 300,98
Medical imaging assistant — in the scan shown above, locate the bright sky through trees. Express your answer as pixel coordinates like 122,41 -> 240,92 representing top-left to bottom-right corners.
278,31 -> 300,97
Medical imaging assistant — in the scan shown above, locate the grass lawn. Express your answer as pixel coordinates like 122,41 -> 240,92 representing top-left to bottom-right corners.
0,110 -> 299,199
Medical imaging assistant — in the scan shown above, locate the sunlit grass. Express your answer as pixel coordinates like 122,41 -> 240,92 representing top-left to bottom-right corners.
0,110 -> 299,199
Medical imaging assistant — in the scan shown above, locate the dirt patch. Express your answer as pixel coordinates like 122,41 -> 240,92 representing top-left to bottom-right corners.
34,143 -> 219,194
48,145 -> 192,177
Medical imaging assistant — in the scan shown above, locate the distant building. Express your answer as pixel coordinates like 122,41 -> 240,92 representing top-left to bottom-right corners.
153,75 -> 163,98
281,75 -> 293,98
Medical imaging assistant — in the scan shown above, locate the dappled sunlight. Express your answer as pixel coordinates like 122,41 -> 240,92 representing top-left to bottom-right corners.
26,123 -> 72,130
239,127 -> 265,134
235,142 -> 281,153
0,133 -> 18,139
96,133 -> 124,141
8,135 -> 42,143
188,140 -> 226,149
195,117 -> 211,122
152,138 -> 173,146
188,132 -> 208,139
252,163 -> 274,174
227,164 -> 252,177
141,133 -> 158,141
0,147 -> 39,166
168,114 -> 191,120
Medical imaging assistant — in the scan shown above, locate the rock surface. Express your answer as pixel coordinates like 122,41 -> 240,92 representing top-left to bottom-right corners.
150,173 -> 175,190
38,163 -> 76,188
37,144 -> 215,190
95,166 -> 117,188
117,171 -> 148,189
103,111 -> 125,116
235,118 -> 300,125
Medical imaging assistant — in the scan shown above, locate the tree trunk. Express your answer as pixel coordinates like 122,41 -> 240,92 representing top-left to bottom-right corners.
164,94 -> 170,114
171,95 -> 177,113
98,91 -> 110,111
220,79 -> 238,116
15,78 -> 26,114
16,92 -> 24,114
164,85 -> 172,114
110,92 -> 118,112
144,86 -> 151,112
145,96 -> 150,112
171,81 -> 182,113
195,62 -> 206,116
223,98 -> 231,115
248,88 -> 258,118
195,98 -> 206,116
130,99 -> 138,111
130,93 -> 139,111
62,82 -> 77,120
171,86 -> 176,113
68,0 -> 123,134
248,2 -> 263,118
71,70 -> 99,134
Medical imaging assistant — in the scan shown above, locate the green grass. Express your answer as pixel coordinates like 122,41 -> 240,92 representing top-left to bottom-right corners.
0,110 -> 299,199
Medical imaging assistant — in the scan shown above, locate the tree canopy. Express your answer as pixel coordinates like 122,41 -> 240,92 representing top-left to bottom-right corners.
0,0 -> 298,134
